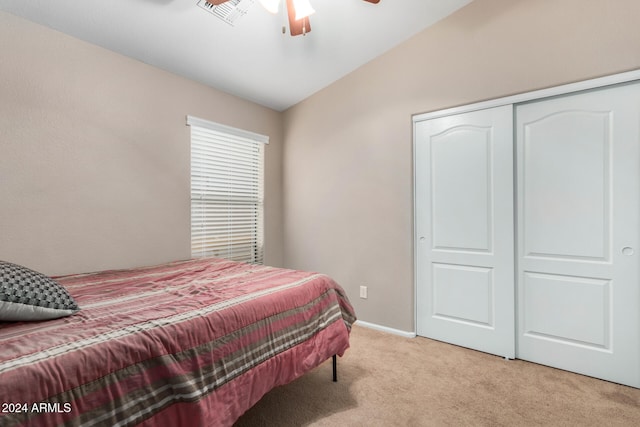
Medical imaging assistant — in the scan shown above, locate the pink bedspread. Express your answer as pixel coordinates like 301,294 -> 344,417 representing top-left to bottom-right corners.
0,257 -> 355,427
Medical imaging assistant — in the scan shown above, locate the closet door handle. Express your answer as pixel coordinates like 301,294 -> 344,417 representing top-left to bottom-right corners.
622,247 -> 634,256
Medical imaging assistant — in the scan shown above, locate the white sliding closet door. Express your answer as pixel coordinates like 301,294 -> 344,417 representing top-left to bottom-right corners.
516,83 -> 640,388
415,105 -> 515,359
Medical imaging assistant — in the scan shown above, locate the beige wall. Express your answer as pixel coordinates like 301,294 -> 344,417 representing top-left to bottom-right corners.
0,11 -> 283,275
282,0 -> 640,332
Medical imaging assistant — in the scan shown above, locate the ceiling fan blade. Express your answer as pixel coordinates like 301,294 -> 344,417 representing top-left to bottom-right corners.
286,0 -> 312,36
363,0 -> 380,3
208,0 -> 231,5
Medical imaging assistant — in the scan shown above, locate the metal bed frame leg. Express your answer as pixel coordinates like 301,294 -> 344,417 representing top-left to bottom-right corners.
332,354 -> 337,382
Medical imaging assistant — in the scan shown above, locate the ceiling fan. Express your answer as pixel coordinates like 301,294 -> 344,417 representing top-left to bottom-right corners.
204,0 -> 381,36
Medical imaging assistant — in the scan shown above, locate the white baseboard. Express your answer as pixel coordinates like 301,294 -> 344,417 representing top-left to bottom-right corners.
355,320 -> 416,338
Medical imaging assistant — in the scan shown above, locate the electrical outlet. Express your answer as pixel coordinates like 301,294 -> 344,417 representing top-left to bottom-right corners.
359,285 -> 368,299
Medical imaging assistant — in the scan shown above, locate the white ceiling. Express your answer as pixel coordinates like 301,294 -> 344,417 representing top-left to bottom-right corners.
0,0 -> 472,111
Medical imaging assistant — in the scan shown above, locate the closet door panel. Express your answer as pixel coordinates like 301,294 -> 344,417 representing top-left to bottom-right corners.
431,127 -> 492,252
415,105 -> 515,359
516,83 -> 640,388
522,110 -> 610,260
522,272 -> 610,349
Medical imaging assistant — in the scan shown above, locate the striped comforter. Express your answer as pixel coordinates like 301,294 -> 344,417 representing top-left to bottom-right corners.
0,257 -> 356,427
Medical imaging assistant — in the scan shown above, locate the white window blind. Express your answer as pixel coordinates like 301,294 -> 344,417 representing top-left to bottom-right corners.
187,116 -> 268,264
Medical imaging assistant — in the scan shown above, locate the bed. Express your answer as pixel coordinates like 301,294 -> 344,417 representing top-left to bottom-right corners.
0,257 -> 356,427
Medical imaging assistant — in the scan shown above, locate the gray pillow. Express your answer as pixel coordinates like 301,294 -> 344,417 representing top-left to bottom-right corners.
0,261 -> 79,321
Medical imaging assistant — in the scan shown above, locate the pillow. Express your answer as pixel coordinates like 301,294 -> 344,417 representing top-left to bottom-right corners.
0,261 -> 79,321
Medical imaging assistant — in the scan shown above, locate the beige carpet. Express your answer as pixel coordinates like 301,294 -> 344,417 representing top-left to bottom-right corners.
234,325 -> 640,426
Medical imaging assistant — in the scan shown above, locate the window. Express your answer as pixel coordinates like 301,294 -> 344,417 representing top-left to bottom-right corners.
187,116 -> 268,264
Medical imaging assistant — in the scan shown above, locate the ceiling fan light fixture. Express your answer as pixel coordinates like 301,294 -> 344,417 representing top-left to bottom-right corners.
292,0 -> 315,20
258,0 -> 280,14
